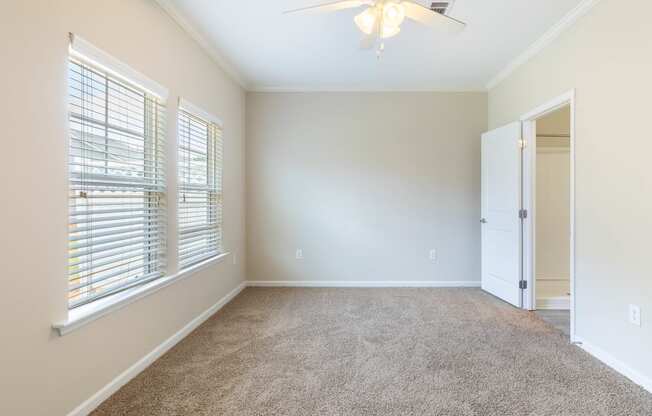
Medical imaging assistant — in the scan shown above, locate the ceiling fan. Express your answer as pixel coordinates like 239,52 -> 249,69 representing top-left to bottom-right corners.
284,0 -> 466,56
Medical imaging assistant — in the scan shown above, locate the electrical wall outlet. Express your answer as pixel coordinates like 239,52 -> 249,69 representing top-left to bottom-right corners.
295,249 -> 304,260
629,304 -> 641,327
429,249 -> 437,262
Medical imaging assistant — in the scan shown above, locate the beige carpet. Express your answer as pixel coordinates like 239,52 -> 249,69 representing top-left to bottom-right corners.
93,288 -> 652,415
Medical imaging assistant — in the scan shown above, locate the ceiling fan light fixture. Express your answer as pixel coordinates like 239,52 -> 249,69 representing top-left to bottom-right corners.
354,8 -> 378,35
355,2 -> 406,40
383,2 -> 406,27
381,24 -> 400,38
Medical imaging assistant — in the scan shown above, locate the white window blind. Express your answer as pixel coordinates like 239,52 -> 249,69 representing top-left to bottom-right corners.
68,57 -> 167,309
177,104 -> 223,270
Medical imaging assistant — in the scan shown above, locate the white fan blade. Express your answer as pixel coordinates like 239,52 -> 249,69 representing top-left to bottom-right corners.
284,0 -> 372,15
401,1 -> 466,33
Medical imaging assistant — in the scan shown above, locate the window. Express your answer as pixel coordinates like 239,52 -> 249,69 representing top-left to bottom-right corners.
67,56 -> 166,308
177,101 -> 224,270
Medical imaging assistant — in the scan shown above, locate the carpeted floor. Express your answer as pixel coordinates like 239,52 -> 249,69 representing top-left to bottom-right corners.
92,288 -> 652,415
535,309 -> 571,338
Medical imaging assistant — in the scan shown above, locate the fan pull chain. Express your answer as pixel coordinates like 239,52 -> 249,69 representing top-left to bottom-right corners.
376,42 -> 385,59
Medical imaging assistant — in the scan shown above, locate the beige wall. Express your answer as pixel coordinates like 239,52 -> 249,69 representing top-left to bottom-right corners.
489,0 -> 652,382
246,92 -> 487,285
0,1 -> 245,415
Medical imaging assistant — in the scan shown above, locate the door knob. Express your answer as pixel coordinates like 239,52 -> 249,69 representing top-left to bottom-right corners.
480,218 -> 488,224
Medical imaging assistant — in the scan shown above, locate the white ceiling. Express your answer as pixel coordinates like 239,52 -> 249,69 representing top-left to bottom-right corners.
162,0 -> 585,91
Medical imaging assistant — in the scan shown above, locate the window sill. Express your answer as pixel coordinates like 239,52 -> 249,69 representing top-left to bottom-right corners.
53,252 -> 231,336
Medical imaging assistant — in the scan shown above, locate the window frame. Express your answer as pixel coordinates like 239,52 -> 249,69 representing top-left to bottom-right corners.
177,98 -> 225,270
66,35 -> 168,309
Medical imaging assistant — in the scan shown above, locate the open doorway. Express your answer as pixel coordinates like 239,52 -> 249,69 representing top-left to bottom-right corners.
533,106 -> 571,335
480,91 -> 575,340
521,91 -> 575,341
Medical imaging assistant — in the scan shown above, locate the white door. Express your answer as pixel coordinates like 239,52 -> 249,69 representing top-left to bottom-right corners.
481,122 -> 523,307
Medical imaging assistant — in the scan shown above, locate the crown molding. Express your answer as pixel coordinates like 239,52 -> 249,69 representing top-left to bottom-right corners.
154,0 -> 249,89
485,0 -> 601,90
248,85 -> 486,93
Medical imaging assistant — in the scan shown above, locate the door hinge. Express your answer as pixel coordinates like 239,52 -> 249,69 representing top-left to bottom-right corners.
519,139 -> 526,149
519,280 -> 528,290
519,209 -> 528,219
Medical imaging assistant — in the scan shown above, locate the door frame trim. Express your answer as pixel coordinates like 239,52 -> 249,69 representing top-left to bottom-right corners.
520,90 -> 576,342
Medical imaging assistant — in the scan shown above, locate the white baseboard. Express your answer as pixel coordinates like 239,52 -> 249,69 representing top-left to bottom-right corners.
67,281 -> 246,416
536,296 -> 570,310
246,280 -> 481,288
574,336 -> 652,394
